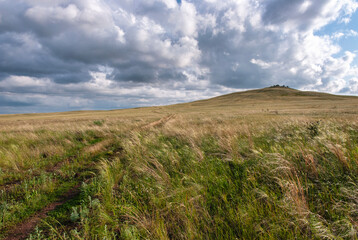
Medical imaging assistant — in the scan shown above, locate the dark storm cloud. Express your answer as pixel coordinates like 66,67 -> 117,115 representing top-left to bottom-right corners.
0,32 -> 93,84
261,0 -> 358,32
0,95 -> 36,107
263,0 -> 326,30
108,62 -> 188,83
0,1 -> 29,34
197,24 -> 284,88
0,0 -> 357,113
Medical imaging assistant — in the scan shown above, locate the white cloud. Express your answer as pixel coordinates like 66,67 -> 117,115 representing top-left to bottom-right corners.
348,78 -> 358,92
170,1 -> 198,37
250,59 -> 277,69
331,29 -> 358,39
299,1 -> 312,14
332,32 -> 345,39
348,29 -> 358,36
0,76 -> 50,88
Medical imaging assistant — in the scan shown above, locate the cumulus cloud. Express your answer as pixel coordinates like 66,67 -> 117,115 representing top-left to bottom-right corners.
332,29 -> 358,39
0,0 -> 358,113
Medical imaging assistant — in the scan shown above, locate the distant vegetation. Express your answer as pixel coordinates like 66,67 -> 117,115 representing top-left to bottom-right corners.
0,88 -> 358,239
269,84 -> 290,88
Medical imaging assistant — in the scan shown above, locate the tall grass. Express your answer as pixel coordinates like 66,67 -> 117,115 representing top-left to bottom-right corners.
1,114 -> 358,239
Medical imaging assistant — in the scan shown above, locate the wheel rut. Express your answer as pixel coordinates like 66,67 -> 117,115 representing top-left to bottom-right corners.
142,114 -> 176,129
1,139 -> 120,239
3,182 -> 82,240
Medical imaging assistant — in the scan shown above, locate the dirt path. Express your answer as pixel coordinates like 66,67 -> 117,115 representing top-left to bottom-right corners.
1,140 -> 118,239
142,114 -> 176,129
3,182 -> 82,240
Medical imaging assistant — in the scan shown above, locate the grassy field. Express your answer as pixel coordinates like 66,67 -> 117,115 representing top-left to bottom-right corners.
0,87 -> 358,239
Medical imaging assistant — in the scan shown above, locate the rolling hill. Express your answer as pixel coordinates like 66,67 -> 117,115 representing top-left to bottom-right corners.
1,87 -> 357,122
170,86 -> 358,116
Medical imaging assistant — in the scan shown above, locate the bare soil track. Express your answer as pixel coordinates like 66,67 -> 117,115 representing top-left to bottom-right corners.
142,114 -> 176,129
1,141 -> 119,240
3,182 -> 82,240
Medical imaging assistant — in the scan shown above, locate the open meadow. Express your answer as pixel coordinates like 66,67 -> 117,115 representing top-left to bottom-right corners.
1,87 -> 358,239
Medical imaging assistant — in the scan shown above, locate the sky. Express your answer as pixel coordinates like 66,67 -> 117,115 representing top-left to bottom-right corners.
0,0 -> 358,114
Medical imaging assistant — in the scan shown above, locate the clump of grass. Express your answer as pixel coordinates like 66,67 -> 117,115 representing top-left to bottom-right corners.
307,121 -> 320,138
93,120 -> 104,126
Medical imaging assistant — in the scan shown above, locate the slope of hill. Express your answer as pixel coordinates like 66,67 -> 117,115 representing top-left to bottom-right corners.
1,87 -> 357,121
169,87 -> 358,116
188,87 -> 353,105
202,87 -> 349,101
